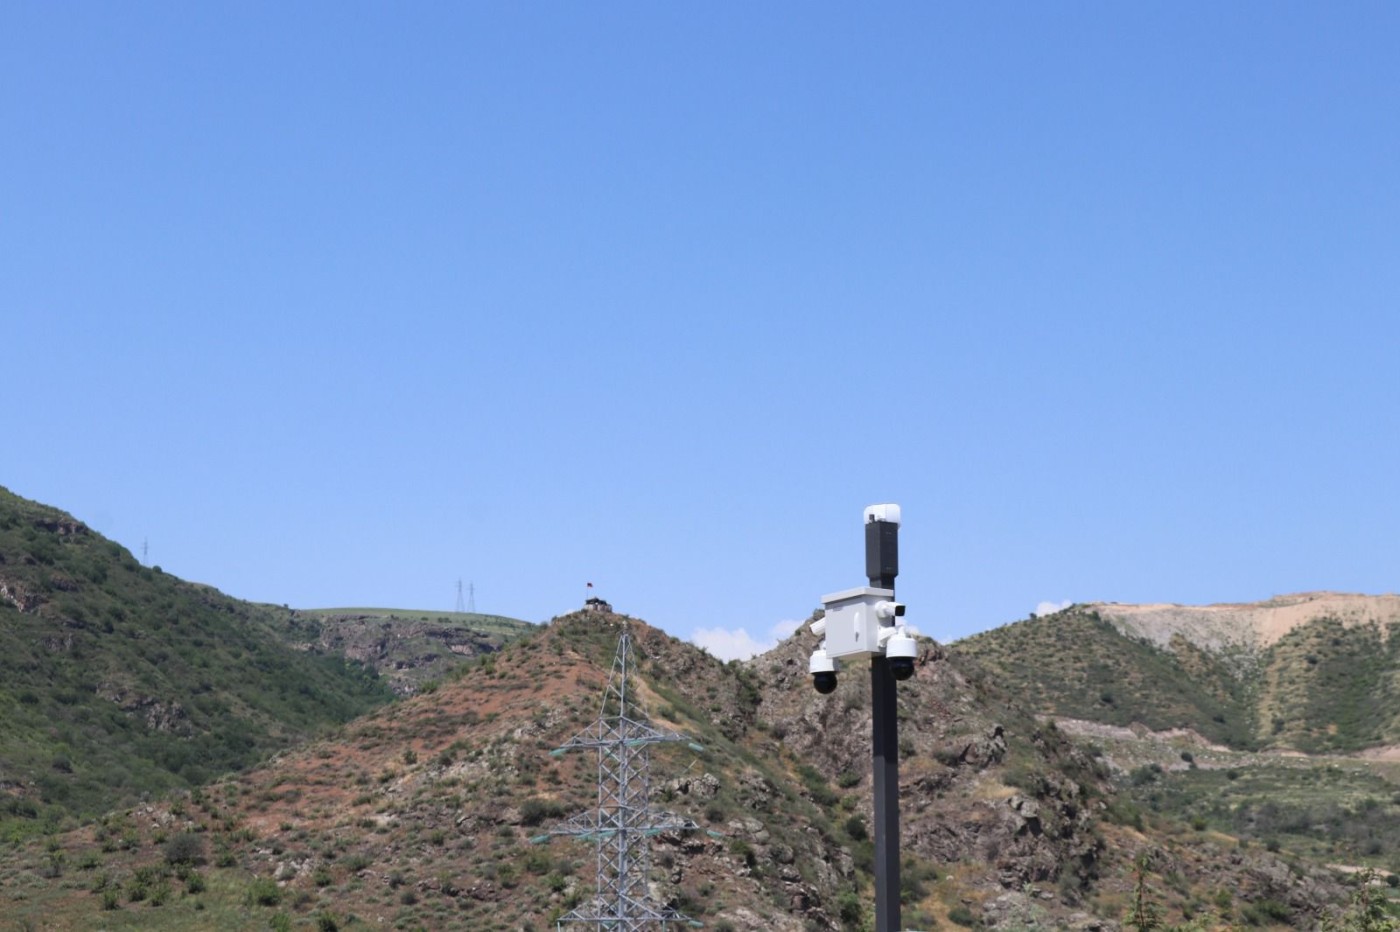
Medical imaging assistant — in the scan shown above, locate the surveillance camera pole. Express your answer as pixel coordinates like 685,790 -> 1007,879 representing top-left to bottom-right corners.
866,515 -> 901,932
809,506 -> 914,932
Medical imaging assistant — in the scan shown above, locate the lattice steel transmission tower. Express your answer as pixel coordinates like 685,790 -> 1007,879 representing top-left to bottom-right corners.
544,620 -> 702,930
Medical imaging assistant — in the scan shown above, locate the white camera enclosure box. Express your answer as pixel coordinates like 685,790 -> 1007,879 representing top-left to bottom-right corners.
820,586 -> 895,660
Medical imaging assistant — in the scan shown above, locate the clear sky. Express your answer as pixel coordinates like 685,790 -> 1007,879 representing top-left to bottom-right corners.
4,3 -> 1397,660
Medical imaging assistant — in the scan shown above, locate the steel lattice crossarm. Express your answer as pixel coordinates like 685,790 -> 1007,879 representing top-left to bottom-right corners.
540,809 -> 699,842
550,716 -> 702,753
554,894 -> 703,930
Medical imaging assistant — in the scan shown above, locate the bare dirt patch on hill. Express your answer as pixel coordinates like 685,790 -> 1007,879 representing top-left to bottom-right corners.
1092,591 -> 1400,652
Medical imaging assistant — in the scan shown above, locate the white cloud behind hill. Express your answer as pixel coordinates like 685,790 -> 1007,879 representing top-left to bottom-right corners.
692,618 -> 806,661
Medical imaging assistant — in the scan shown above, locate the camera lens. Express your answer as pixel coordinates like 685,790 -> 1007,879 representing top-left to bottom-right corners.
889,657 -> 915,681
813,671 -> 838,694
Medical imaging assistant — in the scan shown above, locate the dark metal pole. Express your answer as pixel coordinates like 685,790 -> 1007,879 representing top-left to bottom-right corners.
871,656 -> 900,932
867,518 -> 900,932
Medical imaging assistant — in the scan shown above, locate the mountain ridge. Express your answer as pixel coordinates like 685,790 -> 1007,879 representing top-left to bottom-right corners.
0,486 -> 528,840
1088,591 -> 1400,653
957,591 -> 1400,754
2,487 -> 1393,928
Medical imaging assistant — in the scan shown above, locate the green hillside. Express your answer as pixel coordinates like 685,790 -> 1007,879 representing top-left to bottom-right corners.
1254,614 -> 1400,752
954,607 -> 1258,747
0,486 -> 396,839
957,600 -> 1400,755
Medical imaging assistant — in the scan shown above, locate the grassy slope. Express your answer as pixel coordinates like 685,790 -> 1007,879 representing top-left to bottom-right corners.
0,486 -> 397,838
957,604 -> 1400,755
954,607 -> 1257,747
1126,756 -> 1400,870
1256,616 -> 1400,752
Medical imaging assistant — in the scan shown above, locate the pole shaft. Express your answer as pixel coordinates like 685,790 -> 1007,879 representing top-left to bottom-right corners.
871,656 -> 901,932
867,514 -> 901,932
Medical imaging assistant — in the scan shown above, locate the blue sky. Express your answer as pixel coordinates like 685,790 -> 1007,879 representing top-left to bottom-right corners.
4,3 -> 1397,659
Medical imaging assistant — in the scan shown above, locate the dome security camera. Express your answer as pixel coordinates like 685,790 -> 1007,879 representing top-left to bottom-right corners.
886,630 -> 918,681
810,647 -> 838,694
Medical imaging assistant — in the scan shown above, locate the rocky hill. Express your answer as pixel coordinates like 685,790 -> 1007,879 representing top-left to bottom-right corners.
1,486 -> 1388,929
1,607 -> 1367,930
956,593 -> 1400,753
285,608 -> 534,696
0,487 -> 527,841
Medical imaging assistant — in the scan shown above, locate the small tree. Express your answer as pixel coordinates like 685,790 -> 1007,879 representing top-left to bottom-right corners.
1323,870 -> 1400,932
1125,852 -> 1163,931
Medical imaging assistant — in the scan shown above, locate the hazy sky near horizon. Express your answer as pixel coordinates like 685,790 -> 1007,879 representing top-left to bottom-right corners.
4,4 -> 1398,660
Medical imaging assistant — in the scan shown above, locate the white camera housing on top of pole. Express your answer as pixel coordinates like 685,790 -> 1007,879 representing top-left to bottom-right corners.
864,503 -> 902,526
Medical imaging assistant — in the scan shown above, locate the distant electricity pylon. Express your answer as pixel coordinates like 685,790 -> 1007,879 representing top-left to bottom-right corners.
540,619 -> 703,930
455,580 -> 477,615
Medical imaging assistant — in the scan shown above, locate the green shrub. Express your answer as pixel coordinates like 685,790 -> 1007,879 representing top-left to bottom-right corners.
901,858 -> 937,904
837,891 -> 865,926
1240,898 -> 1290,926
163,831 -> 206,866
147,878 -> 172,906
246,877 -> 282,907
342,852 -> 372,873
520,797 -> 567,826
949,904 -> 980,927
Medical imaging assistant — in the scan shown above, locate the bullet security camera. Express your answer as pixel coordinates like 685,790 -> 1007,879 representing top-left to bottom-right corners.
875,600 -> 905,620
